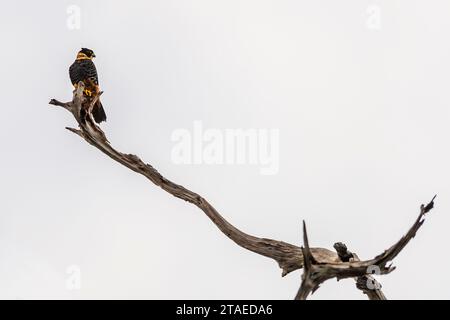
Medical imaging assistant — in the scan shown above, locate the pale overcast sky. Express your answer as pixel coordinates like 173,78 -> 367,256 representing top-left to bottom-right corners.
0,0 -> 449,299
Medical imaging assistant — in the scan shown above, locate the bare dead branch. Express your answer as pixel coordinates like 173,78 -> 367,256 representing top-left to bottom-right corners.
50,84 -> 436,299
295,196 -> 436,300
50,82 -> 339,278
355,276 -> 386,300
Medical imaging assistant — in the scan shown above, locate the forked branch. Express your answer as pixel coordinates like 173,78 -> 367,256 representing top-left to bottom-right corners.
295,195 -> 436,300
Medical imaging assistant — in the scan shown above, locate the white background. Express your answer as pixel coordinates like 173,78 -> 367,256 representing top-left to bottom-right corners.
0,0 -> 448,299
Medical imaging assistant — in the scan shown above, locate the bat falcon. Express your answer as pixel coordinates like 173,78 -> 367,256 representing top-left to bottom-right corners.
69,48 -> 107,123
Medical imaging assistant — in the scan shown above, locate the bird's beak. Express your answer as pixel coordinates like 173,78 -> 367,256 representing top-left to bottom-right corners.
92,54 -> 96,58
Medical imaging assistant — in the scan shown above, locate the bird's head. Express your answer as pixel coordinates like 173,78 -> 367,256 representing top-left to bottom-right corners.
77,48 -> 96,60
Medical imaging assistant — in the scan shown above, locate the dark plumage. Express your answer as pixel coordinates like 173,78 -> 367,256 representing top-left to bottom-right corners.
69,59 -> 99,87
69,48 -> 107,123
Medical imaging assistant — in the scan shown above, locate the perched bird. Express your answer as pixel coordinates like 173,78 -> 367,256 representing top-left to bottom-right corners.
69,48 -> 107,123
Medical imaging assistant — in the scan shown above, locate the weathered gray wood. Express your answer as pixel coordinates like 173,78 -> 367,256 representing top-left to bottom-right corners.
295,196 -> 435,300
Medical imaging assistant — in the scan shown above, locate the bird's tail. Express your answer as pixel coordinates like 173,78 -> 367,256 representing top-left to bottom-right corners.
92,99 -> 107,123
